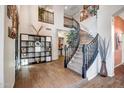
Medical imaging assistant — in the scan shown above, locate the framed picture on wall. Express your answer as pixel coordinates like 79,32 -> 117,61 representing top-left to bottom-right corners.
7,5 -> 19,39
115,32 -> 120,50
7,5 -> 11,19
8,27 -> 16,39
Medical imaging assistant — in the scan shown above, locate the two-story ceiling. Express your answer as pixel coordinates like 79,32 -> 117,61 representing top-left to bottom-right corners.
39,5 -> 83,17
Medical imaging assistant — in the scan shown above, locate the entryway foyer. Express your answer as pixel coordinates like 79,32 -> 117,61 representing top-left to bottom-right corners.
14,57 -> 82,88
1,5 -> 124,88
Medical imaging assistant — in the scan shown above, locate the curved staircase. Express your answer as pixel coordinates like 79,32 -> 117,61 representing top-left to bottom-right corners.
64,19 -> 99,79
67,30 -> 93,75
64,6 -> 99,80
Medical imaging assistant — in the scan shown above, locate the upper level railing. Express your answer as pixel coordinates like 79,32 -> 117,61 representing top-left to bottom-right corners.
64,16 -> 73,28
38,7 -> 54,24
82,34 -> 99,78
64,18 -> 80,68
80,5 -> 99,22
64,16 -> 79,29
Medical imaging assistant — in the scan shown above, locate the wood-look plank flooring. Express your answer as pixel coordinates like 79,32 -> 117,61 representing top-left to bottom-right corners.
79,64 -> 124,88
14,56 -> 124,88
14,57 -> 82,88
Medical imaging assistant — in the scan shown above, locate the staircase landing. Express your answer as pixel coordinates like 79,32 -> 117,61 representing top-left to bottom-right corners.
80,30 -> 93,44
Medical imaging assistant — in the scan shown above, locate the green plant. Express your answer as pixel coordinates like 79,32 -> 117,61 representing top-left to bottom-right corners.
66,30 -> 77,46
88,5 -> 99,16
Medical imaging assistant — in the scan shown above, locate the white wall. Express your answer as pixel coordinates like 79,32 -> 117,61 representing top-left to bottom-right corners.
0,5 -> 5,88
4,6 -> 16,88
119,12 -> 124,20
20,6 -> 32,34
97,5 -> 123,77
20,5 -> 71,60
0,5 -> 21,88
54,5 -> 64,29
80,16 -> 97,37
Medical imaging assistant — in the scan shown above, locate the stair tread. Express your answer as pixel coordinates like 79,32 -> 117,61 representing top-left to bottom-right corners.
74,55 -> 82,59
68,64 -> 82,74
70,56 -> 83,62
70,61 -> 83,66
68,61 -> 83,68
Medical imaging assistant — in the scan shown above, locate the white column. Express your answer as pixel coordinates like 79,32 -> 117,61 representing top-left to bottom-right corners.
0,5 -> 5,88
52,6 -> 64,60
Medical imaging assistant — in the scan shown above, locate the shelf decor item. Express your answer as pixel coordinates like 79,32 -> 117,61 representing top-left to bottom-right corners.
31,24 -> 43,35
66,30 -> 78,47
35,41 -> 42,47
29,42 -> 34,47
21,48 -> 26,53
99,36 -> 110,77
8,27 -> 16,39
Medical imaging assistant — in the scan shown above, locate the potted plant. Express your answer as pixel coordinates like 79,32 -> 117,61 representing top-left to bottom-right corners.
66,30 -> 77,47
98,36 -> 110,77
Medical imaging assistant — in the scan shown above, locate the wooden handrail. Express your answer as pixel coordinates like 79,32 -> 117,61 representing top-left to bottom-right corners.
64,19 -> 80,68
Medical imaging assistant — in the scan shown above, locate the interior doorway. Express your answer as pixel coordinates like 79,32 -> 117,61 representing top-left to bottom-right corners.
113,15 -> 124,68
58,37 -> 64,57
57,29 -> 69,58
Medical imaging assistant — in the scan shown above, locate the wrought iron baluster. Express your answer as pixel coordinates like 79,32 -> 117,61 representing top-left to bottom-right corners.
67,46 -> 69,62
64,45 -> 67,68
82,34 -> 99,78
82,44 -> 86,78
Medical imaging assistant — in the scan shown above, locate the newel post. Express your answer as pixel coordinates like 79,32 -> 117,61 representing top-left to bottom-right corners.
82,45 -> 87,78
64,45 -> 67,68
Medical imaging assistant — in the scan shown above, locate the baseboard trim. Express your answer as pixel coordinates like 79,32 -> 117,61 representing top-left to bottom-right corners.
115,63 -> 123,68
108,73 -> 114,77
87,73 -> 98,81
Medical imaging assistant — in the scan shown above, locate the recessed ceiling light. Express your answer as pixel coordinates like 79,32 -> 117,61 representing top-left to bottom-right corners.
64,6 -> 68,10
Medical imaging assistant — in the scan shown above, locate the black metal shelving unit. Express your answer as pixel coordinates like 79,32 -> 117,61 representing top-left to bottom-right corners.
20,33 -> 52,65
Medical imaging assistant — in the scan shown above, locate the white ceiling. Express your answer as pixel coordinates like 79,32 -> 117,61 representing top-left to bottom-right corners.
119,12 -> 124,20
113,7 -> 124,20
64,5 -> 83,17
